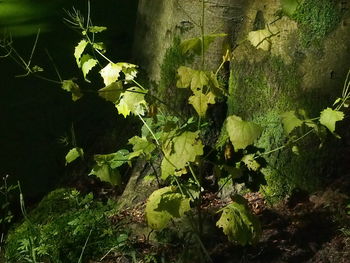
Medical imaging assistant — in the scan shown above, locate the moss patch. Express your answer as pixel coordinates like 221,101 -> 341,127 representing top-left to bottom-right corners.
4,189 -> 122,263
292,0 -> 342,47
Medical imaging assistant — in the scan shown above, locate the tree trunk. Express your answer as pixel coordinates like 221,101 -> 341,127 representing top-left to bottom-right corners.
128,0 -> 350,203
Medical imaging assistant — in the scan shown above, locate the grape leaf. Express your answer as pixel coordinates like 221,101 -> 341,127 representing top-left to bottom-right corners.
280,111 -> 304,135
180,33 -> 227,55
80,54 -> 98,81
319,107 -> 344,133
98,81 -> 123,103
161,131 -> 204,180
61,80 -> 83,101
128,136 -> 156,160
116,87 -> 147,117
88,26 -> 107,33
247,29 -> 272,51
100,62 -> 138,86
188,90 -> 216,117
177,66 -> 209,91
65,147 -> 83,165
226,115 -> 262,150
216,195 -> 261,245
145,186 -> 190,230
74,40 -> 88,66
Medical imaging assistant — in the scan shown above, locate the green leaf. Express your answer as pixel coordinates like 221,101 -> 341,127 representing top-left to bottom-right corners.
94,149 -> 130,169
80,54 -> 98,81
161,131 -> 204,180
92,42 -> 106,52
280,111 -> 304,135
128,136 -> 156,160
61,80 -> 83,101
90,164 -> 121,186
180,34 -> 227,55
116,87 -> 147,117
247,29 -> 272,51
241,154 -> 260,171
216,195 -> 261,245
145,187 -> 190,230
65,147 -> 83,165
88,26 -> 107,33
98,81 -> 123,103
176,66 -> 209,91
319,107 -> 344,133
188,90 -> 216,117
226,115 -> 262,150
74,40 -> 88,66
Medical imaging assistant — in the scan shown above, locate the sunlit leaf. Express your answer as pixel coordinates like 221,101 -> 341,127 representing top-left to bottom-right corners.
145,186 -> 190,230
319,107 -> 344,133
161,131 -> 204,180
280,111 -> 304,135
98,81 -> 123,103
180,34 -> 227,55
226,115 -> 262,150
92,42 -> 106,52
116,87 -> 147,117
74,40 -> 88,66
247,29 -> 272,51
100,62 -> 123,86
65,147 -> 83,165
80,54 -> 98,81
88,26 -> 107,33
216,195 -> 261,245
241,154 -> 260,171
188,90 -> 216,117
61,80 -> 83,101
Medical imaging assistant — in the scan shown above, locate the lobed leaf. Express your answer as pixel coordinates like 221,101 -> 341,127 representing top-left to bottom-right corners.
247,29 -> 272,51
116,87 -> 147,117
188,90 -> 216,117
216,195 -> 261,245
319,107 -> 344,133
226,115 -> 262,150
74,40 -> 88,66
280,111 -> 304,135
161,131 -> 204,180
128,136 -> 156,160
145,187 -> 190,230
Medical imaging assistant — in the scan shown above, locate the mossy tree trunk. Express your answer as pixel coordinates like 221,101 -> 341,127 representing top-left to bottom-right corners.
128,0 -> 350,203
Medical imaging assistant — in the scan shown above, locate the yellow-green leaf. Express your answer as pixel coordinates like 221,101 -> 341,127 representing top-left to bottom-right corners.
89,164 -> 121,186
88,26 -> 107,33
74,40 -> 88,66
61,80 -> 83,101
280,111 -> 304,135
161,131 -> 204,180
226,115 -> 262,150
65,147 -> 83,165
116,87 -> 147,117
319,107 -> 344,133
216,195 -> 261,245
100,62 -> 123,86
241,154 -> 260,171
247,29 -> 272,51
80,54 -> 98,81
128,136 -> 156,160
176,66 -> 209,92
188,91 -> 216,117
145,187 -> 190,230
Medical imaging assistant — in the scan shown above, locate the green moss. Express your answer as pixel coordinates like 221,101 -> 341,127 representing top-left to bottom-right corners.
5,189 -> 122,263
293,0 -> 342,47
229,56 -> 301,119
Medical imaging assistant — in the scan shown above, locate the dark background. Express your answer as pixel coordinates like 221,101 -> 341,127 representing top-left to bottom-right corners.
0,0 -> 139,199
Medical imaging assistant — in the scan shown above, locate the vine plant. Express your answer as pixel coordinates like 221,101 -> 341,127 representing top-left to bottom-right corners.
1,1 -> 349,256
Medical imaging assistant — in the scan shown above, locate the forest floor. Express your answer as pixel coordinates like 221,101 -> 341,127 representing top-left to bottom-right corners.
91,174 -> 350,263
